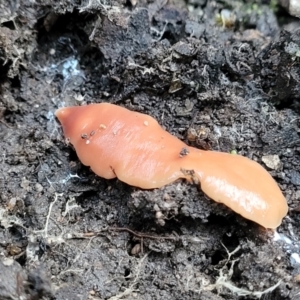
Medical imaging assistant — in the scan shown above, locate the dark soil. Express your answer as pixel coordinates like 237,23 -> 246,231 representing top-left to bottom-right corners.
0,0 -> 300,299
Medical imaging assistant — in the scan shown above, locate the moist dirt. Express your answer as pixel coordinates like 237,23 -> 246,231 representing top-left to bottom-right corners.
0,0 -> 300,299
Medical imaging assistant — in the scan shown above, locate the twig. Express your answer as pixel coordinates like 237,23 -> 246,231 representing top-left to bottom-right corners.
109,227 -> 179,241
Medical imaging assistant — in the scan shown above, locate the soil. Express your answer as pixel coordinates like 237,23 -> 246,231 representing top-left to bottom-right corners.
0,0 -> 300,299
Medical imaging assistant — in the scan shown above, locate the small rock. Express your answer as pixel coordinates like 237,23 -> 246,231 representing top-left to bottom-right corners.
172,41 -> 196,57
261,155 -> 281,170
279,0 -> 300,18
131,244 -> 141,255
290,170 -> 300,186
35,183 -> 44,192
2,258 -> 14,266
21,177 -> 31,191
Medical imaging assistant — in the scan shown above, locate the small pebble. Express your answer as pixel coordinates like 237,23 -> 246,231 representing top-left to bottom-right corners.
35,183 -> 43,192
262,155 -> 281,170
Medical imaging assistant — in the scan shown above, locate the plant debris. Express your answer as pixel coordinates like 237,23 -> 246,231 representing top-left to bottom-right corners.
0,0 -> 300,299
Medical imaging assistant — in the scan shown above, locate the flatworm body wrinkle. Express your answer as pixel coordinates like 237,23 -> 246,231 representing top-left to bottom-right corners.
55,103 -> 288,229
